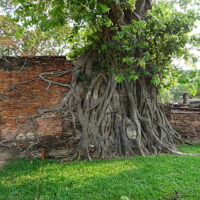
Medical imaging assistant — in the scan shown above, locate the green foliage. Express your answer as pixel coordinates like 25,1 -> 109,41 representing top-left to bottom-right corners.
97,1 -> 199,83
159,87 -> 174,103
0,14 -> 70,56
1,145 -> 200,200
114,75 -> 124,83
160,69 -> 200,102
178,143 -> 200,153
170,69 -> 199,97
175,69 -> 200,97
7,0 -> 200,85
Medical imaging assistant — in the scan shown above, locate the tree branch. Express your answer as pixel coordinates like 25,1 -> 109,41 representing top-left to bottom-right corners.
110,0 -> 125,26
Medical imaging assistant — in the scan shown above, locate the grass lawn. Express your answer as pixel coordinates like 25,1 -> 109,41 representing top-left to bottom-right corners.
1,144 -> 200,200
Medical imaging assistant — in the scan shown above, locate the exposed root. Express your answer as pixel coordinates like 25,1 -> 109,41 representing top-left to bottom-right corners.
57,71 -> 183,159
170,151 -> 200,156
2,53 -> 199,160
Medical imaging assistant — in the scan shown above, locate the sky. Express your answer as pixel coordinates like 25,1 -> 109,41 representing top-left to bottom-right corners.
179,23 -> 200,70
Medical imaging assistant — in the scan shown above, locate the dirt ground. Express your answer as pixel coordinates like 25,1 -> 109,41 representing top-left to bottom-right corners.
0,160 -> 6,169
0,149 -> 12,170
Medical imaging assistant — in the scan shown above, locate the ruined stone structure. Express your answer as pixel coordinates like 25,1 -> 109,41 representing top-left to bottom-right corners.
166,106 -> 200,143
0,56 -> 200,157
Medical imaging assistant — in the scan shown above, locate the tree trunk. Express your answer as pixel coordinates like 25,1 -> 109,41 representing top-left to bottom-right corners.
59,62 -> 181,160
58,0 -> 182,160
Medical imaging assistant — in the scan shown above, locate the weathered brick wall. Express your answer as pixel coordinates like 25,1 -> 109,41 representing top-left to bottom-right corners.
0,56 -> 73,140
165,106 -> 200,142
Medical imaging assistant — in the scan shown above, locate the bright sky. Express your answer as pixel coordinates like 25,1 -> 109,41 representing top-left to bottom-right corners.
180,23 -> 200,70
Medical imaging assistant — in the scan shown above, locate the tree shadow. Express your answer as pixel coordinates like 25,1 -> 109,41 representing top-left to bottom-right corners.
1,156 -> 200,200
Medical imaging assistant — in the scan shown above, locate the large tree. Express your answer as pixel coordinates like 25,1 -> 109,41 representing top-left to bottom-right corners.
7,0 -> 200,160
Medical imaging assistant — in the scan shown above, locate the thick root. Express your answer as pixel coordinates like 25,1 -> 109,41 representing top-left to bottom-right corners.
60,73 -> 182,160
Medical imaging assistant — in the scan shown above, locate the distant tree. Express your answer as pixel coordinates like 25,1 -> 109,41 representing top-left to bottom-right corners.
170,70 -> 200,102
0,14 -> 70,56
0,15 -> 18,56
158,68 -> 200,103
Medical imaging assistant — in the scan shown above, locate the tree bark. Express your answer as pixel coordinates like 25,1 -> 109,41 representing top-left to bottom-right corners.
58,0 -> 183,160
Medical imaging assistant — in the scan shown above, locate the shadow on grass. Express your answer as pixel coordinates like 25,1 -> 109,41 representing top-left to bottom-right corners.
1,156 -> 200,200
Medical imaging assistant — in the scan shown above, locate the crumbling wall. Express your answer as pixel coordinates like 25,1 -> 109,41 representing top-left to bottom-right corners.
165,106 -> 200,143
0,56 -> 73,140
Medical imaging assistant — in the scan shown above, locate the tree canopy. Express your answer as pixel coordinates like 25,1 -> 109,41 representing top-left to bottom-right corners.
1,0 -> 199,84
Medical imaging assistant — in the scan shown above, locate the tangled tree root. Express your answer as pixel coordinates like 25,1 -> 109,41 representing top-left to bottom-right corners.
1,54 -> 200,160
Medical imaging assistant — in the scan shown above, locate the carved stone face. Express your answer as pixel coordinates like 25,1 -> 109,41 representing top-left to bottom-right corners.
126,118 -> 137,140
126,127 -> 137,140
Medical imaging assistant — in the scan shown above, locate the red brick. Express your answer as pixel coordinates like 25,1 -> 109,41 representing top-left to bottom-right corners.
0,56 -> 73,139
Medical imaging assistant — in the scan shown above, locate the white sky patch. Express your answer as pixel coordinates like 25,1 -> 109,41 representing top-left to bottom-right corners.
0,7 -> 4,15
173,58 -> 200,70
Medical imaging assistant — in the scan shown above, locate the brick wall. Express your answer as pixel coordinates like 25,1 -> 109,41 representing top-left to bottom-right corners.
0,56 -> 73,140
165,106 -> 200,142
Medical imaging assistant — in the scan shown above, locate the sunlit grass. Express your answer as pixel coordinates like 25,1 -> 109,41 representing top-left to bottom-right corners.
178,143 -> 200,153
1,144 -> 200,200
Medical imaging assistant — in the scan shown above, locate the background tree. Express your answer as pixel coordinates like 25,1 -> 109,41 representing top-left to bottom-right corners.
0,9 -> 70,56
6,0 -> 200,160
171,70 -> 200,102
159,69 -> 200,103
0,15 -> 18,56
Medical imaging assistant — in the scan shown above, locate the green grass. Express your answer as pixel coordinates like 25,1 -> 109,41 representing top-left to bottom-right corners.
178,143 -> 200,153
1,144 -> 200,200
